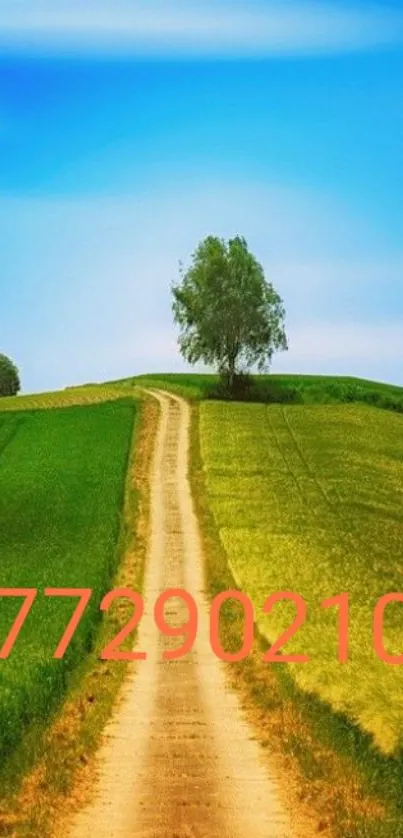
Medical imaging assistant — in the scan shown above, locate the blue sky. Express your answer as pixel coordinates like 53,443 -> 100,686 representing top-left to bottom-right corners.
0,1 -> 402,392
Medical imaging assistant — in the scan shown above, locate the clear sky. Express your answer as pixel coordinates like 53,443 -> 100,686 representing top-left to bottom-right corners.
0,0 -> 402,392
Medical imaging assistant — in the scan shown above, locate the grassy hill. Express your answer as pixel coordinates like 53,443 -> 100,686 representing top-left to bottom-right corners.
1,370 -> 403,835
129,373 -> 403,749
0,395 -> 137,765
200,399 -> 403,754
0,382 -> 134,413
129,372 -> 403,414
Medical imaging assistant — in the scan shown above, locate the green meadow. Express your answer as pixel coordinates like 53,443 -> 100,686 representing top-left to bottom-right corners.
199,399 -> 403,755
2,368 -> 403,788
0,399 -> 136,760
132,371 -> 403,413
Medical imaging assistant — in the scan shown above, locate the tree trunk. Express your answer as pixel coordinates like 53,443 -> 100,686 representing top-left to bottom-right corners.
228,360 -> 235,393
226,340 -> 239,395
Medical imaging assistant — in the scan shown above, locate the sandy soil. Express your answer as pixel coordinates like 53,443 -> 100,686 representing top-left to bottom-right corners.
66,390 -> 294,838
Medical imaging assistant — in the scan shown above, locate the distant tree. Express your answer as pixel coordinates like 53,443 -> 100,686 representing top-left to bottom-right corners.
0,354 -> 21,397
171,235 -> 287,390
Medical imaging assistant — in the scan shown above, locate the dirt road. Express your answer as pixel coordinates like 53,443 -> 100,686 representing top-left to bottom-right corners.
67,390 -> 293,838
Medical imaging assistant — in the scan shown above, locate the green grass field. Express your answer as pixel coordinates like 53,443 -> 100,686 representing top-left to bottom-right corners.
2,370 -> 403,781
0,399 -> 136,761
199,400 -> 403,755
130,371 -> 403,414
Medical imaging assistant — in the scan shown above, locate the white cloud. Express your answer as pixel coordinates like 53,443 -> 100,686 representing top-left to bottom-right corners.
28,326 -> 187,390
273,322 -> 403,384
0,0 -> 401,57
285,321 -> 403,362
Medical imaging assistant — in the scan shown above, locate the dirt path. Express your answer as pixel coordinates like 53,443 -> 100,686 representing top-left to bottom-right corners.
67,390 -> 293,838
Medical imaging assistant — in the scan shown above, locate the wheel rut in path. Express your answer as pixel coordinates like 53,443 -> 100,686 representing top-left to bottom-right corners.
67,390 -> 293,838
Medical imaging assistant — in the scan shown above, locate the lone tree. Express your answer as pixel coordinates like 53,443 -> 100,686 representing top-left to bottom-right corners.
172,235 -> 287,390
0,354 -> 21,397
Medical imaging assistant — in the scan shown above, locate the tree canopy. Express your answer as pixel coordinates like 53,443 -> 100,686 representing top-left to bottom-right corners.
171,235 -> 287,388
0,354 -> 21,397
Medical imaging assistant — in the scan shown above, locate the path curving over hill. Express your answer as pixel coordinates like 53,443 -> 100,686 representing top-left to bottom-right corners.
66,389 -> 293,838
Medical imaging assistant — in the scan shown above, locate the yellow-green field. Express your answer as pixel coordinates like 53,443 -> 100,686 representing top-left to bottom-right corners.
0,383 -> 131,413
200,401 -> 403,755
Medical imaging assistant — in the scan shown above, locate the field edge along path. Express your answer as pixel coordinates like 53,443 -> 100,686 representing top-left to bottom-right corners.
66,388 -> 294,838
